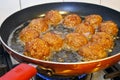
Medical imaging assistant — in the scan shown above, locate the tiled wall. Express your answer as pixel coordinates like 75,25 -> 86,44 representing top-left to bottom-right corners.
101,0 -> 120,11
0,0 -> 20,25
0,0 -> 120,25
63,0 -> 100,4
20,0 -> 63,9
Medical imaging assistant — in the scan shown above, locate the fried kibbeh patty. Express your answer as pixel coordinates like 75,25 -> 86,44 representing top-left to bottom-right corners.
91,32 -> 114,51
45,10 -> 63,26
78,42 -> 107,61
63,14 -> 82,28
64,33 -> 88,51
84,14 -> 102,29
24,38 -> 50,60
42,32 -> 64,51
98,21 -> 118,36
28,18 -> 49,33
19,27 -> 39,43
75,23 -> 95,38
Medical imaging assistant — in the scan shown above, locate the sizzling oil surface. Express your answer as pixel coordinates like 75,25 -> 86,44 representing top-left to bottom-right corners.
7,12 -> 120,62
7,21 -> 29,53
7,20 -> 83,62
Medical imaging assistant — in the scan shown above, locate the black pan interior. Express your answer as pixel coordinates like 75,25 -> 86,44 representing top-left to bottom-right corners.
1,2 -> 120,62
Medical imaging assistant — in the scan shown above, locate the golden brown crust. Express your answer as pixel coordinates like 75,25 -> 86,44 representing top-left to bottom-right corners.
19,27 -> 39,43
84,14 -> 102,29
42,32 -> 64,51
64,33 -> 88,51
91,32 -> 114,51
98,21 -> 118,36
45,10 -> 63,26
24,38 -> 50,60
63,14 -> 82,28
74,23 -> 95,38
28,18 -> 49,33
78,42 -> 107,60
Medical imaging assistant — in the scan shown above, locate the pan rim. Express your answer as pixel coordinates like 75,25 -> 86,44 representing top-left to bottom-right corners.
0,2 -> 120,65
14,2 -> 120,13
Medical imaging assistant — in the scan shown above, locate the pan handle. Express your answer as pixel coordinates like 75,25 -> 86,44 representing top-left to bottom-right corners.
0,63 -> 37,80
29,63 -> 55,76
37,65 -> 55,76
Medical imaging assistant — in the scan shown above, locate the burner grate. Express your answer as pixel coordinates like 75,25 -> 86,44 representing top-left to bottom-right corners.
34,73 -> 87,80
0,45 -> 13,77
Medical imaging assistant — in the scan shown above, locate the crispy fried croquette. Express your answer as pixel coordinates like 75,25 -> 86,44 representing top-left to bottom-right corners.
24,38 -> 50,60
75,23 -> 95,38
63,14 -> 82,28
98,21 -> 118,36
28,18 -> 49,33
42,32 -> 64,51
78,42 -> 107,61
84,14 -> 102,29
65,33 -> 88,51
45,10 -> 63,26
19,27 -> 39,43
91,32 -> 114,51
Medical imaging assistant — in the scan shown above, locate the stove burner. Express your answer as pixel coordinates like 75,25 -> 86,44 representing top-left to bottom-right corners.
35,73 -> 87,80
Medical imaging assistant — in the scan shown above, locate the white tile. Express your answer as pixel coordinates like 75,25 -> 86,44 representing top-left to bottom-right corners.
0,0 -> 20,25
101,0 -> 120,12
21,0 -> 63,9
63,0 -> 100,4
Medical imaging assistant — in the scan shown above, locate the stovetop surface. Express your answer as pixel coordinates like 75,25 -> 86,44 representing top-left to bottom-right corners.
0,44 -> 120,80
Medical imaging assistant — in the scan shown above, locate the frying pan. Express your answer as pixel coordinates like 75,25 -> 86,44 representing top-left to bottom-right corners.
0,2 -> 120,76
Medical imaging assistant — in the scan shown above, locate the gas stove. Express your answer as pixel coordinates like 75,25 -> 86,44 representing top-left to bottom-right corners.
0,44 -> 120,80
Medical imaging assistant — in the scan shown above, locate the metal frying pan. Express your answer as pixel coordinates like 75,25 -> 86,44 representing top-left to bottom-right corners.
0,2 -> 120,76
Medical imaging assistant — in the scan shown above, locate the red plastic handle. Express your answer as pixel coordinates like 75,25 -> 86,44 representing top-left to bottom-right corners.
0,63 -> 37,80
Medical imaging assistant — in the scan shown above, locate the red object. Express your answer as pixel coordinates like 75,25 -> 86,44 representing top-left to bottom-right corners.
0,63 -> 37,80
